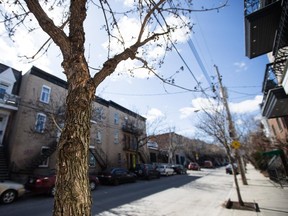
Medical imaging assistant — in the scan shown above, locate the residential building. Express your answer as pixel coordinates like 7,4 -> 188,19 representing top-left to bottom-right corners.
149,132 -> 188,165
244,0 -> 288,152
244,0 -> 288,176
0,63 -> 21,180
1,64 -> 147,181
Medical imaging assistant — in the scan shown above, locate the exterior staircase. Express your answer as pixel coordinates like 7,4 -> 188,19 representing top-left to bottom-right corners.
90,146 -> 108,170
0,146 -> 9,180
24,141 -> 58,174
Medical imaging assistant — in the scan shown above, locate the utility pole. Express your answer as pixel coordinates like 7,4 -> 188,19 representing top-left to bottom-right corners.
214,65 -> 248,187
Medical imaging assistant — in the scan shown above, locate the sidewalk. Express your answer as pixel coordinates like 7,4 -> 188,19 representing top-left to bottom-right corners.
218,163 -> 288,216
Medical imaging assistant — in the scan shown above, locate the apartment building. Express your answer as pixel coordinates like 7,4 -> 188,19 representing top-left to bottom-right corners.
244,0 -> 288,176
0,64 -> 148,180
0,63 -> 21,180
150,132 -> 187,165
244,0 -> 288,151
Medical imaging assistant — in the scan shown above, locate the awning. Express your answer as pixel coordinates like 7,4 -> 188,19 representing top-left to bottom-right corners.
262,149 -> 283,157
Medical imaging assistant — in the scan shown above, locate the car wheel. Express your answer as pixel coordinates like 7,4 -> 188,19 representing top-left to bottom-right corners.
50,186 -> 56,197
1,190 -> 17,204
113,179 -> 119,186
90,181 -> 97,191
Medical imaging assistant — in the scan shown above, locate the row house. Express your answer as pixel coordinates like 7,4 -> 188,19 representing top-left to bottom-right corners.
148,132 -> 188,165
244,0 -> 288,175
0,64 -> 148,181
0,63 -> 21,180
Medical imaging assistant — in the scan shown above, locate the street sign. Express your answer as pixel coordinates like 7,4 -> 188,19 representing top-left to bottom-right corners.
231,140 -> 241,149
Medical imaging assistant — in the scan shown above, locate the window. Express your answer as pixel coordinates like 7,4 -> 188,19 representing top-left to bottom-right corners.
96,131 -> 102,144
35,113 -> 46,133
39,146 -> 50,167
114,113 -> 119,125
95,107 -> 104,122
114,130 -> 119,144
0,83 -> 8,100
89,150 -> 96,167
40,85 -> 51,103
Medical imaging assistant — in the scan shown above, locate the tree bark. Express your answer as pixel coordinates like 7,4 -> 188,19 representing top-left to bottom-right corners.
53,60 -> 96,216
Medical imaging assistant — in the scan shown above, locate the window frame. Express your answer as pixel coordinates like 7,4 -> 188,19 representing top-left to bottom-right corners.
35,113 -> 47,133
40,85 -> 51,104
88,148 -> 97,167
38,146 -> 50,167
114,112 -> 119,125
0,82 -> 9,100
96,131 -> 102,144
114,130 -> 119,144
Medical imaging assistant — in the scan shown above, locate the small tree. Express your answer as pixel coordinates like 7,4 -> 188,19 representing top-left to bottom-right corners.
196,106 -> 244,206
0,1 -> 228,215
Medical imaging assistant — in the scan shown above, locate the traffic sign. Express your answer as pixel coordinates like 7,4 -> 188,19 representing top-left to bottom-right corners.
231,140 -> 241,149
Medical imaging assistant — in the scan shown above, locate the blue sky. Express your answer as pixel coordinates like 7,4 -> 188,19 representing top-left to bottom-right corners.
0,1 -> 268,139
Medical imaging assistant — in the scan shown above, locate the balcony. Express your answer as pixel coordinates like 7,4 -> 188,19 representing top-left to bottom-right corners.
0,92 -> 20,110
262,86 -> 288,118
123,143 -> 137,152
261,61 -> 288,118
122,123 -> 143,136
244,0 -> 284,58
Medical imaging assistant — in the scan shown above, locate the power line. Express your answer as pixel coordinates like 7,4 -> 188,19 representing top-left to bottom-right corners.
103,90 -> 193,97
227,85 -> 261,89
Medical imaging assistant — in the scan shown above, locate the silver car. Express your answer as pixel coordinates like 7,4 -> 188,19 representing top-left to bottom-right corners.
0,180 -> 26,204
157,164 -> 175,176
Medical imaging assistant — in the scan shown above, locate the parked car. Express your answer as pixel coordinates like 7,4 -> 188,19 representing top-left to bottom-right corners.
25,173 -> 99,196
133,164 -> 160,180
188,162 -> 201,171
0,180 -> 26,204
171,164 -> 187,174
203,160 -> 214,168
226,163 -> 239,175
97,167 -> 137,185
156,164 -> 175,176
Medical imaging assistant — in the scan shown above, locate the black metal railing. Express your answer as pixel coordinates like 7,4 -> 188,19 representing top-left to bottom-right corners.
244,0 -> 279,16
0,93 -> 20,107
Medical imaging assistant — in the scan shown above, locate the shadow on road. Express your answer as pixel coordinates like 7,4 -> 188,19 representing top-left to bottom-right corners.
92,174 -> 201,215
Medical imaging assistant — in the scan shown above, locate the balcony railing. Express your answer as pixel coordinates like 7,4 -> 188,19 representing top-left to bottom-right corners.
122,123 -> 144,135
244,0 -> 279,16
0,92 -> 20,108
123,143 -> 137,151
244,0 -> 282,58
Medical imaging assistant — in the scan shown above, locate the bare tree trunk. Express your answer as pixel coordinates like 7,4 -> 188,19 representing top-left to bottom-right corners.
236,152 -> 248,185
226,146 -> 244,206
53,61 -> 96,216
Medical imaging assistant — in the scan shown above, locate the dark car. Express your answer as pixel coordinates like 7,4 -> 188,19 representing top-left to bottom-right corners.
133,163 -> 160,179
25,173 -> 99,196
171,164 -> 187,174
188,162 -> 201,171
226,163 -> 239,175
97,167 -> 137,185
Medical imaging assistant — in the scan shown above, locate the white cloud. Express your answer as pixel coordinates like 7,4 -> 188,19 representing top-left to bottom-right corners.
230,95 -> 262,114
145,108 -> 165,123
101,14 -> 191,79
179,97 -> 219,119
0,26 -> 52,73
122,0 -> 134,7
179,95 -> 263,120
234,61 -> 248,72
179,107 -> 196,119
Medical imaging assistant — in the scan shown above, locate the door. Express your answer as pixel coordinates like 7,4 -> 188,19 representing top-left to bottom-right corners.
0,114 -> 8,146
